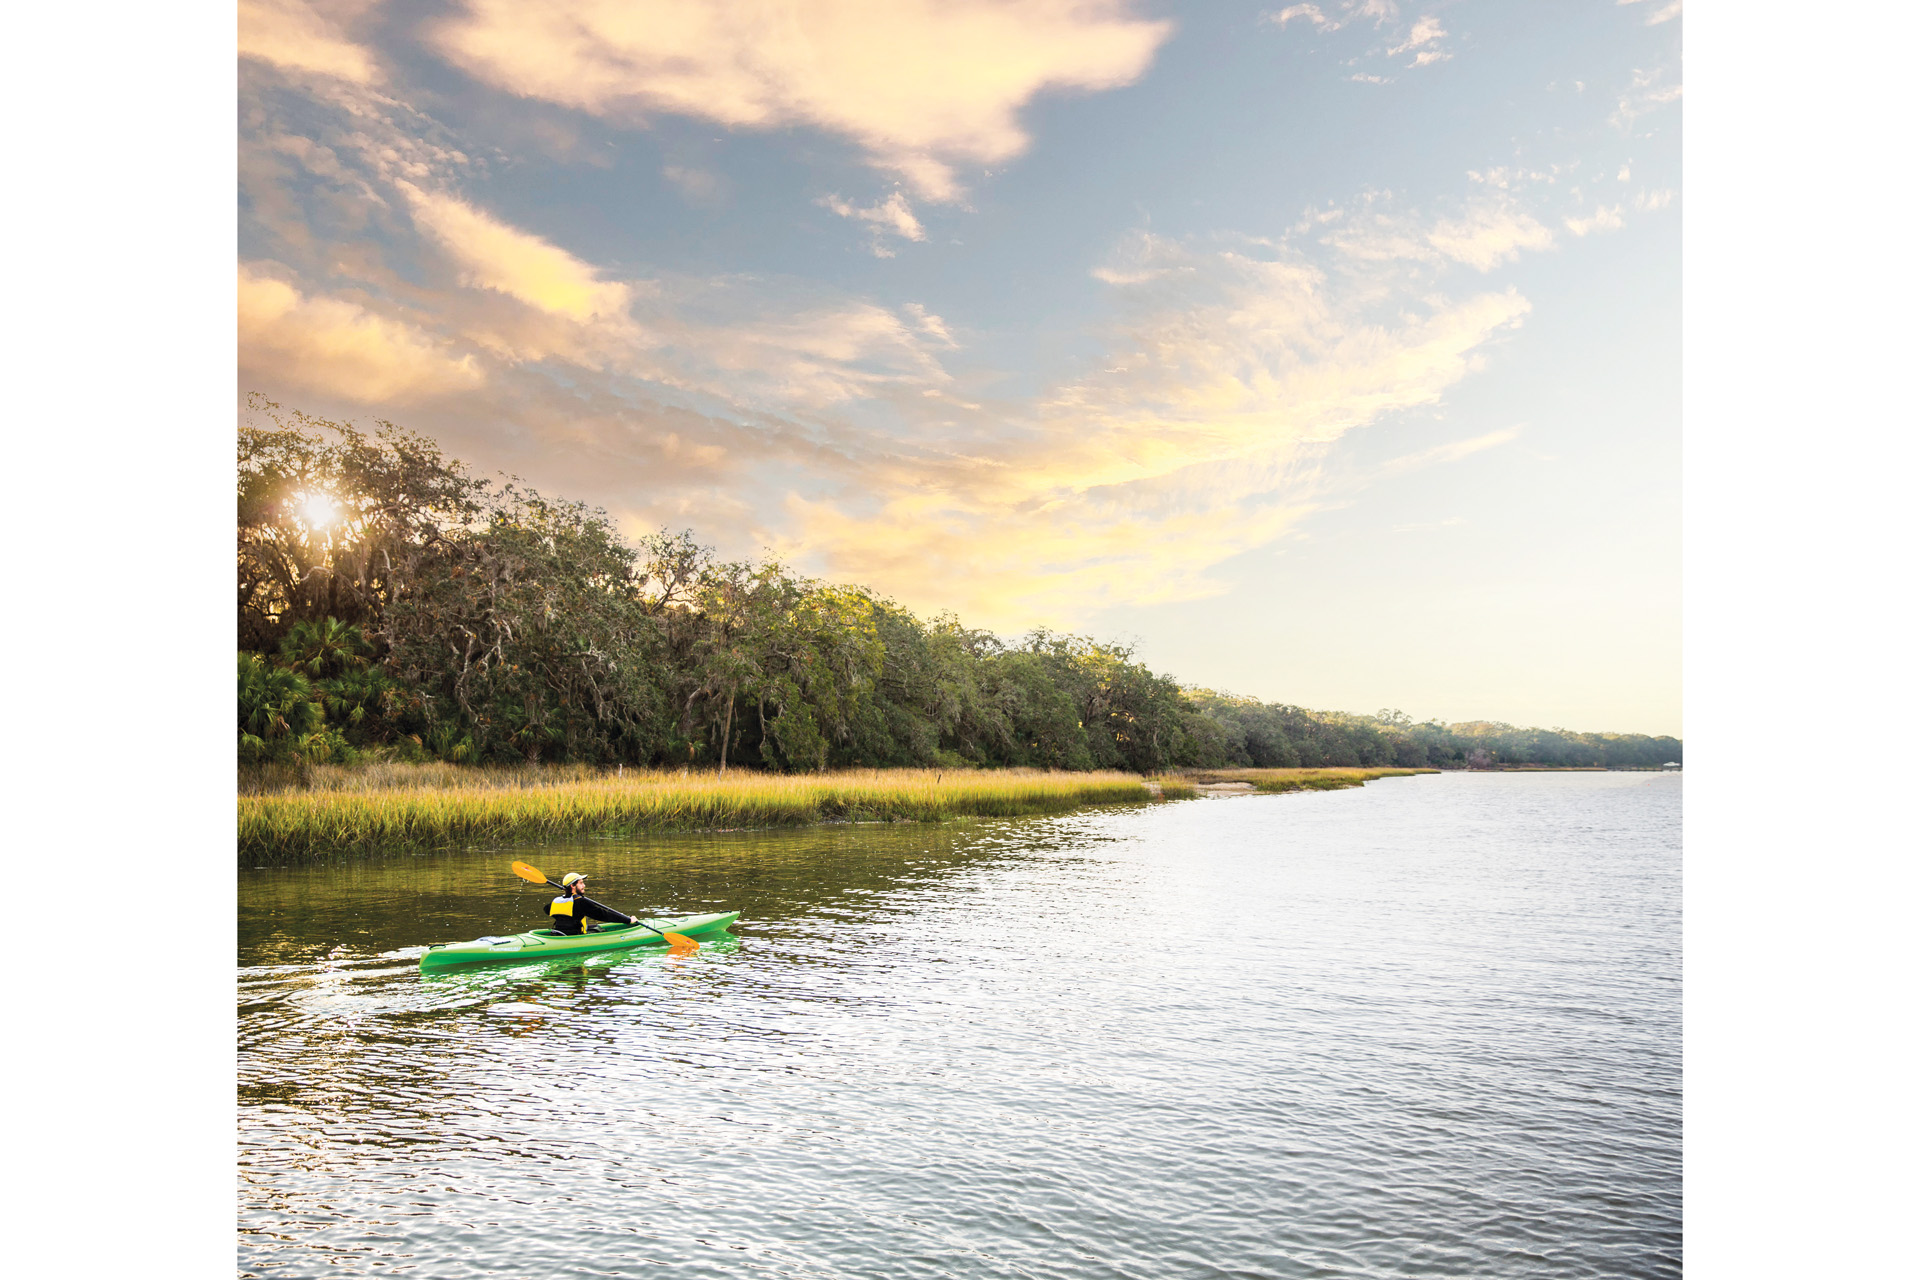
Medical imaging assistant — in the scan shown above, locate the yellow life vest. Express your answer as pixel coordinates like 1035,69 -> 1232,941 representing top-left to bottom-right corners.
549,897 -> 574,917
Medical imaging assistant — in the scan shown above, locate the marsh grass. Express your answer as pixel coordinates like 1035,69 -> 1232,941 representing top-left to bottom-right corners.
241,759 -> 617,796
238,765 -> 1157,861
1177,766 -> 1437,794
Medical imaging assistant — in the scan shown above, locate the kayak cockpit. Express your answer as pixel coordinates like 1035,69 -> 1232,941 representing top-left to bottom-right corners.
529,923 -> 644,939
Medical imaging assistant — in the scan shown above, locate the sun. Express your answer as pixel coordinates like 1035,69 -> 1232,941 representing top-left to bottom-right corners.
297,491 -> 339,529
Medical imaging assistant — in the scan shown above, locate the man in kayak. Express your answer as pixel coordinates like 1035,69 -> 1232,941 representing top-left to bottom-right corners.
547,872 -> 643,936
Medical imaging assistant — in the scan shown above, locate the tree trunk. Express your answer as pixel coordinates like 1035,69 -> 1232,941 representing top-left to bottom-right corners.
719,692 -> 735,774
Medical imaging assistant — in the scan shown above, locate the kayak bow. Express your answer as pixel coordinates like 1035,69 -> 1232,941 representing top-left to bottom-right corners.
418,911 -> 740,970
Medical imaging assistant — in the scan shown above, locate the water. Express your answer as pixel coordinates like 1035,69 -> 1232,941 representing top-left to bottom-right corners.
238,771 -> 1681,1278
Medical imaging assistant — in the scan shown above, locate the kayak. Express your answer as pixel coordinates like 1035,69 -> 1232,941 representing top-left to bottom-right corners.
418,911 -> 741,970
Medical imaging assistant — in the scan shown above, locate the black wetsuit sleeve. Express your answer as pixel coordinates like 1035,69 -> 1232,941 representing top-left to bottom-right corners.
576,897 -> 633,925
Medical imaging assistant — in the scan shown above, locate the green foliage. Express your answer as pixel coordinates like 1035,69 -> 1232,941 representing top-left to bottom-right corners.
236,407 -> 1681,775
237,653 -> 337,764
238,397 -> 488,654
279,616 -> 373,679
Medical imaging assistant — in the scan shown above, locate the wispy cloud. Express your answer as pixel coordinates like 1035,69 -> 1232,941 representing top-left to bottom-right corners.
402,184 -> 636,322
1263,0 -> 1398,31
239,264 -> 484,400
662,164 -> 728,206
1612,67 -> 1682,130
240,67 -> 963,417
1319,188 -> 1556,271
1266,4 -> 1338,30
427,0 -> 1172,200
1268,5 -> 1451,74
1617,0 -> 1683,26
1564,205 -> 1625,236
788,233 -> 1532,621
821,191 -> 927,257
239,0 -> 383,84
1381,425 -> 1522,474
1388,15 -> 1448,64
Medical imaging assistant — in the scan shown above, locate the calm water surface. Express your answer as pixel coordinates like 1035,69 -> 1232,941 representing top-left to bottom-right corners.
238,771 -> 1680,1278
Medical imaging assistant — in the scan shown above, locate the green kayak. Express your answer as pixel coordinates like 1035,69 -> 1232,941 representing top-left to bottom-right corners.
418,911 -> 741,970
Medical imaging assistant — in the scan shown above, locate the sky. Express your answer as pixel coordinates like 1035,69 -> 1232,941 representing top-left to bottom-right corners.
238,0 -> 1682,736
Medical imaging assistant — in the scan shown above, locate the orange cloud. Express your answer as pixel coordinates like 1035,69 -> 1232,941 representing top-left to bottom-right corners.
238,264 -> 484,400
785,237 -> 1533,623
401,186 -> 636,322
429,0 -> 1172,198
239,0 -> 383,84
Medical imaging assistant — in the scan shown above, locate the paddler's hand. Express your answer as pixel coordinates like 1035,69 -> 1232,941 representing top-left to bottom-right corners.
629,914 -> 641,924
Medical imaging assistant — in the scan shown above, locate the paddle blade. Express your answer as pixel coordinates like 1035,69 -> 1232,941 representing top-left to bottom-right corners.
511,861 -> 550,885
664,932 -> 699,954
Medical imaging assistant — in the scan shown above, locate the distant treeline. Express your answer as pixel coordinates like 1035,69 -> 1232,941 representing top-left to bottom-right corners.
238,405 -> 1682,775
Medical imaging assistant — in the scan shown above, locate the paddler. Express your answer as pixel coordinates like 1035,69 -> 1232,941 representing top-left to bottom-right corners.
547,872 -> 643,936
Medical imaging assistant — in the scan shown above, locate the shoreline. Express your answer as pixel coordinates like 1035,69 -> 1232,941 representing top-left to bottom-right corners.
236,765 -> 1437,863
240,767 -> 1159,863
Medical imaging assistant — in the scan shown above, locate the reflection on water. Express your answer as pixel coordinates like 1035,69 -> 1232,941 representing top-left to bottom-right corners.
240,773 -> 1680,1279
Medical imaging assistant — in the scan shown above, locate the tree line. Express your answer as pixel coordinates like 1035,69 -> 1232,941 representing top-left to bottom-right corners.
237,404 -> 1682,774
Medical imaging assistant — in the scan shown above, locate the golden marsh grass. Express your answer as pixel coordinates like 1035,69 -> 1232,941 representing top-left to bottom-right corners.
238,765 -> 1158,861
1177,766 -> 1437,793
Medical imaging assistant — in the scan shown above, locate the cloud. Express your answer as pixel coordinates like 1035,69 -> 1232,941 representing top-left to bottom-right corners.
1618,0 -> 1683,25
400,185 -> 636,321
1266,4 -> 1337,29
1564,205 -> 1625,236
662,164 -> 728,206
1319,190 -> 1556,271
788,235 -> 1532,621
428,0 -> 1172,200
1268,6 -> 1449,77
241,70 -> 962,413
1612,67 -> 1682,130
239,0 -> 382,84
657,294 -> 956,407
239,35 -> 1545,628
1264,1 -> 1401,34
1425,204 -> 1554,269
1381,425 -> 1522,474
238,264 -> 484,400
821,191 -> 927,256
1387,14 -> 1444,56
1634,188 -> 1675,211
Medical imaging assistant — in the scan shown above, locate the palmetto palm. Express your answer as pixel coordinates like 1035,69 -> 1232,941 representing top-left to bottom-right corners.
238,653 -> 324,761
319,666 -> 395,728
278,617 -> 373,680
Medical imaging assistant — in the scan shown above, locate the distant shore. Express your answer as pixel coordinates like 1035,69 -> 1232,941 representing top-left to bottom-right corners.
1151,767 -> 1436,798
